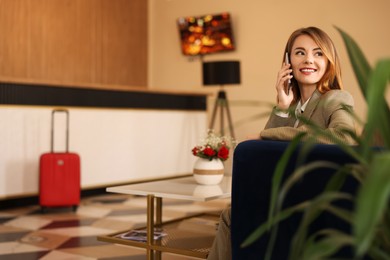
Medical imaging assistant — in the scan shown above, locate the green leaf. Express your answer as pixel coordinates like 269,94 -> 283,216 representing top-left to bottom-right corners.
302,229 -> 354,260
354,152 -> 390,257
362,59 -> 390,151
334,26 -> 372,97
279,161 -> 341,204
268,133 -> 306,224
326,204 -> 354,224
298,115 -> 365,165
367,246 -> 390,260
322,164 -> 348,192
264,134 -> 306,260
290,192 -> 352,259
336,26 -> 390,149
241,201 -> 309,248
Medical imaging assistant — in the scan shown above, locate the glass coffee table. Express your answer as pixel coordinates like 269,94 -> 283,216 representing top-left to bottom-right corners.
97,175 -> 231,260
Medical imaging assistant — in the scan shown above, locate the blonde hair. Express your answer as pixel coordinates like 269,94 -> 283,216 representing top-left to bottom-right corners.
284,27 -> 343,102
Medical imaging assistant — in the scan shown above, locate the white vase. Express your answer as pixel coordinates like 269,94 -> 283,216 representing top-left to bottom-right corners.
192,185 -> 223,197
193,157 -> 224,185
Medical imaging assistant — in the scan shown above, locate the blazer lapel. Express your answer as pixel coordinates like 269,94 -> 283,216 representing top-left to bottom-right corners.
298,89 -> 322,127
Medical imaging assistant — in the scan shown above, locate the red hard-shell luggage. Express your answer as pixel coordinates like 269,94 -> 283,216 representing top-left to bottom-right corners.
39,109 -> 80,212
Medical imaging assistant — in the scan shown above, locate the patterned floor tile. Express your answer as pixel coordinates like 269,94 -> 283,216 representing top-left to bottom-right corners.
104,214 -> 147,225
57,235 -> 108,249
0,193 -> 230,259
99,255 -> 145,260
84,196 -> 137,211
40,250 -> 96,260
4,216 -> 53,231
163,204 -> 221,214
0,225 -> 29,234
160,210 -> 190,222
90,218 -> 136,231
0,251 -> 49,260
0,206 -> 38,216
20,231 -> 72,250
34,212 -> 89,221
0,217 -> 14,225
41,218 -> 98,229
0,241 -> 48,255
0,212 -> 15,218
41,226 -> 115,237
162,253 -> 203,259
88,197 -> 129,204
0,231 -> 30,243
107,208 -> 146,216
122,197 -> 148,207
40,206 -> 78,213
58,244 -> 146,258
76,206 -> 113,218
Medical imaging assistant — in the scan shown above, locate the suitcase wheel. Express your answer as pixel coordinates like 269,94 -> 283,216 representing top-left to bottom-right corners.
72,205 -> 78,212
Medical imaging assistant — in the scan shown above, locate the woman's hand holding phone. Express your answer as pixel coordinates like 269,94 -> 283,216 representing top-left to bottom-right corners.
285,52 -> 292,93
275,52 -> 294,111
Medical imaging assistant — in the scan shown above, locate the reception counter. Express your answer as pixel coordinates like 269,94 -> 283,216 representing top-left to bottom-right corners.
0,82 -> 208,199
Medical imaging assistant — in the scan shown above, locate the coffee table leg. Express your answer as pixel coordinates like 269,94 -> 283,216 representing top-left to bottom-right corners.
156,197 -> 162,225
155,197 -> 162,260
147,194 -> 155,260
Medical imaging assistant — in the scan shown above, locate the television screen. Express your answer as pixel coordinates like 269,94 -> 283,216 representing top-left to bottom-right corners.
177,12 -> 235,56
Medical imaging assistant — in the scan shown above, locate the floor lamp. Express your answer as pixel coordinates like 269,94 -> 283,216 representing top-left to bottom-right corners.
202,61 -> 241,139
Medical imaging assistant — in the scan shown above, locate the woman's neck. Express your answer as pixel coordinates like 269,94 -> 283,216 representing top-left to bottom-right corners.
299,85 -> 317,104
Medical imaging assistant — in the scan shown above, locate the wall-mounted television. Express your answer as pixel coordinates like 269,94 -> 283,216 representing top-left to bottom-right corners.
177,12 -> 235,56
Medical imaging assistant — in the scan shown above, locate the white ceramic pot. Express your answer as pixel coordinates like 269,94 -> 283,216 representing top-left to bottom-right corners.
193,157 -> 224,185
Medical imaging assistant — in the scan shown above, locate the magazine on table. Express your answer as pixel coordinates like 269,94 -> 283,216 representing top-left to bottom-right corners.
116,228 -> 167,242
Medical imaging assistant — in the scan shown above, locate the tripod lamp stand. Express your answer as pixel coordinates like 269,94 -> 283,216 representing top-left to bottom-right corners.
202,61 -> 241,139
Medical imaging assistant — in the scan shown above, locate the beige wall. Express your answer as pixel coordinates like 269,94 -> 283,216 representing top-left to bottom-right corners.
149,0 -> 390,142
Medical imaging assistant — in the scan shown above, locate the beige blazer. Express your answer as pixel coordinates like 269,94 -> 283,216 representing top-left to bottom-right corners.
260,89 -> 356,144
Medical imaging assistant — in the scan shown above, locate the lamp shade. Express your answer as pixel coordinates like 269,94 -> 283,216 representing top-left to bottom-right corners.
202,61 -> 241,86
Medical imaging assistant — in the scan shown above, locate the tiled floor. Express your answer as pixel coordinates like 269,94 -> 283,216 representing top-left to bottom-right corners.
0,194 -> 229,260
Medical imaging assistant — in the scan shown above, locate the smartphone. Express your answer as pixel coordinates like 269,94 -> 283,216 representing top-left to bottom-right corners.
285,52 -> 292,94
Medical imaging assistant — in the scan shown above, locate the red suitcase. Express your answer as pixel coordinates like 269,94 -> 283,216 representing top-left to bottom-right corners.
39,109 -> 80,212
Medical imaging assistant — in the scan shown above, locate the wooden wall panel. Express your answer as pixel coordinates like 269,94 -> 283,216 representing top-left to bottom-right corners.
0,0 -> 147,88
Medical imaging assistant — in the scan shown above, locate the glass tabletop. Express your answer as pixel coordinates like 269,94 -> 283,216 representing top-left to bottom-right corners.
106,176 -> 232,201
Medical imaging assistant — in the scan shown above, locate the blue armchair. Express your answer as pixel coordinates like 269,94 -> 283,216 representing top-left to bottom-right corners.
231,140 -> 359,259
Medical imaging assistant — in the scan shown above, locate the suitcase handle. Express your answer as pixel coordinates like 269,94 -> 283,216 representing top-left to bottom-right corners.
51,109 -> 69,153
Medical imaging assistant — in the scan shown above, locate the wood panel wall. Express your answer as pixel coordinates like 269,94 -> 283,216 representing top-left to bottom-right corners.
0,0 -> 147,88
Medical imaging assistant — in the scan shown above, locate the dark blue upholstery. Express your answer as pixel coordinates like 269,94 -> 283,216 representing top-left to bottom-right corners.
231,140 -> 359,260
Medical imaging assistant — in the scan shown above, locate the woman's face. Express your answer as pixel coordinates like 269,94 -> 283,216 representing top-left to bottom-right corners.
290,34 -> 328,89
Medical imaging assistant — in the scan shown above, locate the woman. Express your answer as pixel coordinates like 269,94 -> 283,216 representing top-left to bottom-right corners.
261,26 -> 356,144
207,26 -> 356,260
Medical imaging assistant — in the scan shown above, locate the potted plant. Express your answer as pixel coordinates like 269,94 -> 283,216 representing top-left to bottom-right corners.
242,27 -> 390,259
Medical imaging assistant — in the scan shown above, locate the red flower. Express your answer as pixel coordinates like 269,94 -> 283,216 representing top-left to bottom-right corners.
191,131 -> 234,161
203,146 -> 216,157
217,145 -> 229,160
192,147 -> 200,156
